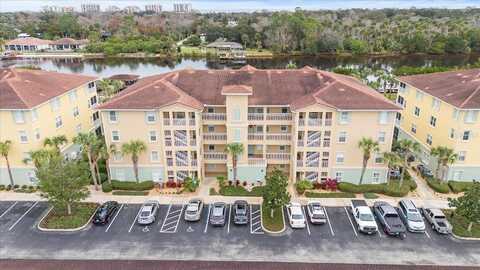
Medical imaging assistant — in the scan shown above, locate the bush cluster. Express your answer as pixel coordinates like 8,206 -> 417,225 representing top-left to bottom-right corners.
448,181 -> 476,193
426,178 -> 451,193
110,180 -> 154,191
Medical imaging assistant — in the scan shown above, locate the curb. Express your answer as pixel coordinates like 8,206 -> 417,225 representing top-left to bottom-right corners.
451,232 -> 480,241
260,204 -> 286,234
37,205 -> 98,232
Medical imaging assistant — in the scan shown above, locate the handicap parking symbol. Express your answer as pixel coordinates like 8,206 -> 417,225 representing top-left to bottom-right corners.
142,226 -> 150,233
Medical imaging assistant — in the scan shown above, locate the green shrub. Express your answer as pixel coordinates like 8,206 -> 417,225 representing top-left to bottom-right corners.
111,180 -> 154,191
21,185 -> 28,189
338,182 -> 386,193
209,188 -> 219,195
6,185 -> 12,191
219,185 -> 264,197
0,185 -> 5,190
112,190 -> 149,196
426,178 -> 450,193
305,191 -> 356,198
102,182 -> 113,193
364,192 -> 379,199
295,179 -> 314,195
448,181 -> 476,193
13,184 -> 19,189
183,177 -> 199,192
216,176 -> 226,188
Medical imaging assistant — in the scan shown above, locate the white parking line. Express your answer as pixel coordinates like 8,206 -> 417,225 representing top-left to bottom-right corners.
302,206 -> 311,235
0,202 -> 18,219
424,229 -> 431,239
323,207 -> 335,237
8,201 -> 38,231
204,204 -> 211,233
227,204 -> 232,234
128,206 -> 142,233
160,204 -> 184,233
105,204 -> 124,232
344,206 -> 358,237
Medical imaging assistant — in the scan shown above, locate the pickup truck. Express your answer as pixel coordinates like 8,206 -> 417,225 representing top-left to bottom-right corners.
373,201 -> 407,239
423,208 -> 452,234
350,200 -> 378,234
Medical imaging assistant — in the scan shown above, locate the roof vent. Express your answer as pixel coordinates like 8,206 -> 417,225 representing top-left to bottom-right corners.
446,93 -> 454,96
154,85 -> 160,89
339,88 -> 345,92
425,86 -> 430,90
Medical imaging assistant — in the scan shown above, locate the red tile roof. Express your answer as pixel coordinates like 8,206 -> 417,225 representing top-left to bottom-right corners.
5,37 -> 51,46
98,67 -> 400,111
221,85 -> 253,95
399,69 -> 480,109
50,38 -> 88,45
0,68 -> 97,109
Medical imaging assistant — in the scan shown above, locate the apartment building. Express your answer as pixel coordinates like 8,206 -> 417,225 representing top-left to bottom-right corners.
97,66 -> 399,185
395,69 -> 480,182
0,68 -> 98,186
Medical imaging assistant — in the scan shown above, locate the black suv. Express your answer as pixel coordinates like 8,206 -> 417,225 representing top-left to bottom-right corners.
93,201 -> 119,225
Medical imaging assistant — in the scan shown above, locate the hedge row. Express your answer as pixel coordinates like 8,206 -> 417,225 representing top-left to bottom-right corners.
102,180 -> 154,192
112,190 -> 149,196
425,178 -> 450,194
219,186 -> 264,197
448,181 -> 476,193
305,191 -> 356,198
337,175 -> 417,198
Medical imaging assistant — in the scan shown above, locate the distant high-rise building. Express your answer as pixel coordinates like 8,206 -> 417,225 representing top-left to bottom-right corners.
81,4 -> 100,13
173,3 -> 192,13
145,4 -> 162,13
123,6 -> 140,14
42,5 -> 74,13
106,5 -> 121,13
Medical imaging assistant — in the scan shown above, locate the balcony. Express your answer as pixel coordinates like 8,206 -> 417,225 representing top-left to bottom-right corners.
248,113 -> 264,121
266,133 -> 291,141
266,153 -> 290,160
306,140 -> 321,147
172,119 -> 187,126
203,133 -> 227,141
324,118 -> 332,126
202,113 -> 226,121
190,139 -> 196,146
189,119 -> 196,126
297,140 -> 304,147
296,160 -> 303,167
266,113 -> 292,121
248,133 -> 264,140
298,119 -> 305,126
308,119 -> 322,126
323,140 -> 331,147
306,158 -> 320,167
204,152 -> 227,160
191,159 -> 198,167
163,119 -> 170,126
248,158 -> 266,166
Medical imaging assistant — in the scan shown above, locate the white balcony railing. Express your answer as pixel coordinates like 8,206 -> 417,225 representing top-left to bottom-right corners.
296,160 -> 304,167
204,152 -> 227,160
189,119 -> 196,126
163,119 -> 170,126
248,113 -> 264,121
203,133 -> 227,141
306,140 -> 321,147
308,119 -> 322,126
266,113 -> 292,121
266,133 -> 291,141
248,158 -> 266,166
325,119 -> 332,126
297,140 -> 304,147
202,113 -> 226,121
298,119 -> 305,126
172,119 -> 187,126
306,158 -> 320,167
191,159 -> 198,167
248,133 -> 264,140
190,139 -> 196,146
266,153 -> 290,160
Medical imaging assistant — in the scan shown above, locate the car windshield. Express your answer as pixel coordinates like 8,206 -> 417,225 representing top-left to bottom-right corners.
435,215 -> 446,219
292,214 -> 304,220
407,212 -> 423,222
213,206 -> 223,216
140,211 -> 151,217
385,213 -> 399,218
236,204 -> 246,214
359,213 -> 374,221
186,210 -> 197,215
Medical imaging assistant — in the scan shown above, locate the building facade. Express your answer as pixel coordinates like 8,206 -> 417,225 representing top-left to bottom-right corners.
97,66 -> 399,185
5,37 -> 88,52
395,69 -> 480,182
0,68 -> 98,186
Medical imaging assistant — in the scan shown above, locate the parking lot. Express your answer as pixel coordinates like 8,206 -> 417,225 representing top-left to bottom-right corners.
0,200 -> 478,265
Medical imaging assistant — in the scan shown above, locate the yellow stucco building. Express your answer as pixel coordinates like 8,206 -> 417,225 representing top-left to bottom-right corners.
0,68 -> 98,186
395,69 -> 480,182
98,66 -> 400,185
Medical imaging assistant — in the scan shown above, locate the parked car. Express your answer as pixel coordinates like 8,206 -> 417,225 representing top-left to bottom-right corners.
210,202 -> 227,226
350,200 -> 378,234
417,164 -> 434,178
233,200 -> 249,225
93,201 -> 119,225
137,200 -> 159,225
373,201 -> 406,238
423,208 -> 452,234
184,198 -> 203,222
398,199 -> 425,232
286,202 -> 306,228
306,201 -> 327,224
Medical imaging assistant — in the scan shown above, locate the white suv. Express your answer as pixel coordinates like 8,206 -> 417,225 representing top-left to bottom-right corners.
286,202 -> 306,229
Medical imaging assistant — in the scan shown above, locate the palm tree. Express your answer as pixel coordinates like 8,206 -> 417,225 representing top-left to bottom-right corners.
383,152 -> 403,183
121,140 -> 146,183
431,146 -> 458,181
396,139 -> 421,186
358,137 -> 380,185
104,143 -> 118,184
73,132 -> 101,190
0,140 -> 14,186
43,135 -> 68,153
225,143 -> 244,183
25,149 -> 57,168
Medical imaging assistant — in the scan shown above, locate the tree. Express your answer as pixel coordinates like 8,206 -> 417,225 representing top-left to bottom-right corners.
73,132 -> 101,191
43,135 -> 68,153
448,182 -> 480,232
121,140 -> 147,183
0,140 -> 14,186
358,138 -> 380,185
286,60 -> 297,69
383,151 -> 403,183
263,168 -> 291,218
97,79 -> 124,102
431,146 -> 457,181
36,154 -> 90,215
396,139 -> 420,186
225,143 -> 244,183
445,35 -> 469,54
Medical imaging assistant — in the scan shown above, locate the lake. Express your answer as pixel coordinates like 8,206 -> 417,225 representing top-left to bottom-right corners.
1,54 -> 479,78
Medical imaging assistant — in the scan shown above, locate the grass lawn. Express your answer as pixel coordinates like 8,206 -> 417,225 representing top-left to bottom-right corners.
444,210 -> 480,238
305,191 -> 356,198
219,185 -> 264,197
40,202 -> 98,229
262,205 -> 284,232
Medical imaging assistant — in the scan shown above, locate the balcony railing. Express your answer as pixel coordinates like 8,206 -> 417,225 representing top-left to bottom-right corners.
321,159 -> 329,168
202,113 -> 226,121
266,113 -> 292,121
172,119 -> 187,126
203,133 -> 227,141
325,118 -> 332,126
163,119 -> 170,126
266,153 -> 290,160
190,139 -> 196,146
308,119 -> 322,126
248,158 -> 266,166
266,133 -> 291,141
248,113 -> 264,121
323,140 -> 331,147
297,140 -> 304,147
306,158 -> 320,167
306,140 -> 321,147
296,160 -> 303,167
165,139 -> 172,147
189,119 -> 196,126
176,161 -> 189,167
174,140 -> 188,147
191,159 -> 198,167
204,152 -> 227,160
298,119 -> 305,126
248,133 -> 264,140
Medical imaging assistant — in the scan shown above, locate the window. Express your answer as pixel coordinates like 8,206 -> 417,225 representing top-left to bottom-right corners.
335,171 -> 343,181
233,108 -> 241,121
31,109 -> 38,122
55,116 -> 63,128
88,81 -> 95,89
89,96 -> 97,107
152,171 -> 162,182
430,116 -> 437,127
279,145 -> 286,151
34,128 -> 40,140
372,172 -> 380,184
92,112 -> 99,124
208,145 -> 215,151
146,112 -> 157,123
397,96 -> 405,106
415,90 -> 424,101
207,107 -> 215,113
335,152 -> 345,164
113,152 -> 123,161
73,106 -> 79,117
109,111 -> 118,122
378,112 -> 389,124
375,154 -> 384,164
233,128 -> 241,142
149,131 -> 157,142
50,97 -> 61,112
414,107 -> 420,117
75,124 -> 82,134
338,131 -> 347,143
449,128 -> 455,139
411,124 -> 417,134
462,131 -> 471,141
151,151 -> 160,162
432,98 -> 440,111
378,131 -> 386,143
464,111 -> 478,124
115,170 -> 125,181
426,134 -> 432,145
339,112 -> 350,124
12,111 -> 25,123
112,131 -> 120,142
281,107 -> 288,113
452,109 -> 460,120
19,131 -> 28,143
207,126 -> 215,133
280,125 -> 288,133
458,151 -> 466,162
68,90 -> 78,102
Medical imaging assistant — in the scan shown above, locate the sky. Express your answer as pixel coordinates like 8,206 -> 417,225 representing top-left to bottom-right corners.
0,0 -> 479,12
